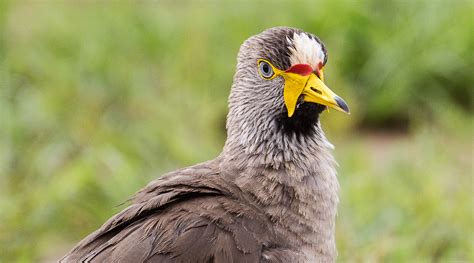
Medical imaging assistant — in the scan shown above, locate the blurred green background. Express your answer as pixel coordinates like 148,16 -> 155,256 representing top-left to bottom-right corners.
1,0 -> 472,262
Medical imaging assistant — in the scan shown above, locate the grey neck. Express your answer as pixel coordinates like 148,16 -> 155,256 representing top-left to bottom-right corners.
222,111 -> 335,169
220,120 -> 339,260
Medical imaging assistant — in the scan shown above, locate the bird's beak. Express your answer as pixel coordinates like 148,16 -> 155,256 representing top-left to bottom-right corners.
281,64 -> 350,117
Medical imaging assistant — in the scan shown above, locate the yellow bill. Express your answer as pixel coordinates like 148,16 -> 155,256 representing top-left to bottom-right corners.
281,64 -> 349,117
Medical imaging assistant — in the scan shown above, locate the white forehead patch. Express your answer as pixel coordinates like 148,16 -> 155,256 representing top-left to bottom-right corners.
287,32 -> 325,70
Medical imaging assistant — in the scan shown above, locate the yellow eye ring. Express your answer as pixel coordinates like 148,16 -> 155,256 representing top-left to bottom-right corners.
257,59 -> 282,80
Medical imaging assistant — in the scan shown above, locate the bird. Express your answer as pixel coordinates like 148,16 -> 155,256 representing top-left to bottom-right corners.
60,26 -> 349,263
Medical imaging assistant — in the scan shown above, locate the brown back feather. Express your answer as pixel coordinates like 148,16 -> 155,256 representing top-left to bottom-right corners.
60,160 -> 283,263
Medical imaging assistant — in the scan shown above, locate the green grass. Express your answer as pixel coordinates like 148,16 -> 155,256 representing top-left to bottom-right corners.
0,1 -> 472,262
335,126 -> 472,261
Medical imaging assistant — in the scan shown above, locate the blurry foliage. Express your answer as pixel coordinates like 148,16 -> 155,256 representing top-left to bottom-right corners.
0,0 -> 472,262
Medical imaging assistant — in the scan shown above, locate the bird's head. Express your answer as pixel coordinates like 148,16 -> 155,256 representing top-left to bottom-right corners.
225,27 -> 349,167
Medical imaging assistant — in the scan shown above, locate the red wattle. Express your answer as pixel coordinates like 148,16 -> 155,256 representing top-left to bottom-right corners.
285,64 -> 313,76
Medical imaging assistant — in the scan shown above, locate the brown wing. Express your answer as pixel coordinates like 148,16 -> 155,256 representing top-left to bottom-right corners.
60,161 -> 276,263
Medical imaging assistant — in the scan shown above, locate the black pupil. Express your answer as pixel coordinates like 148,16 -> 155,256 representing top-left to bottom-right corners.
262,63 -> 270,74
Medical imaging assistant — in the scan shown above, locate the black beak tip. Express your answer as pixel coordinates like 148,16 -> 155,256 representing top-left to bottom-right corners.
335,96 -> 350,113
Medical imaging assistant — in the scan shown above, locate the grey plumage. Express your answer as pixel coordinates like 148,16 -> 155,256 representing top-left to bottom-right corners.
61,27 -> 341,263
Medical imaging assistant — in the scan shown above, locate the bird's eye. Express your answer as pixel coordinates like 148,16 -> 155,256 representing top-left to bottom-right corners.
258,60 -> 274,79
